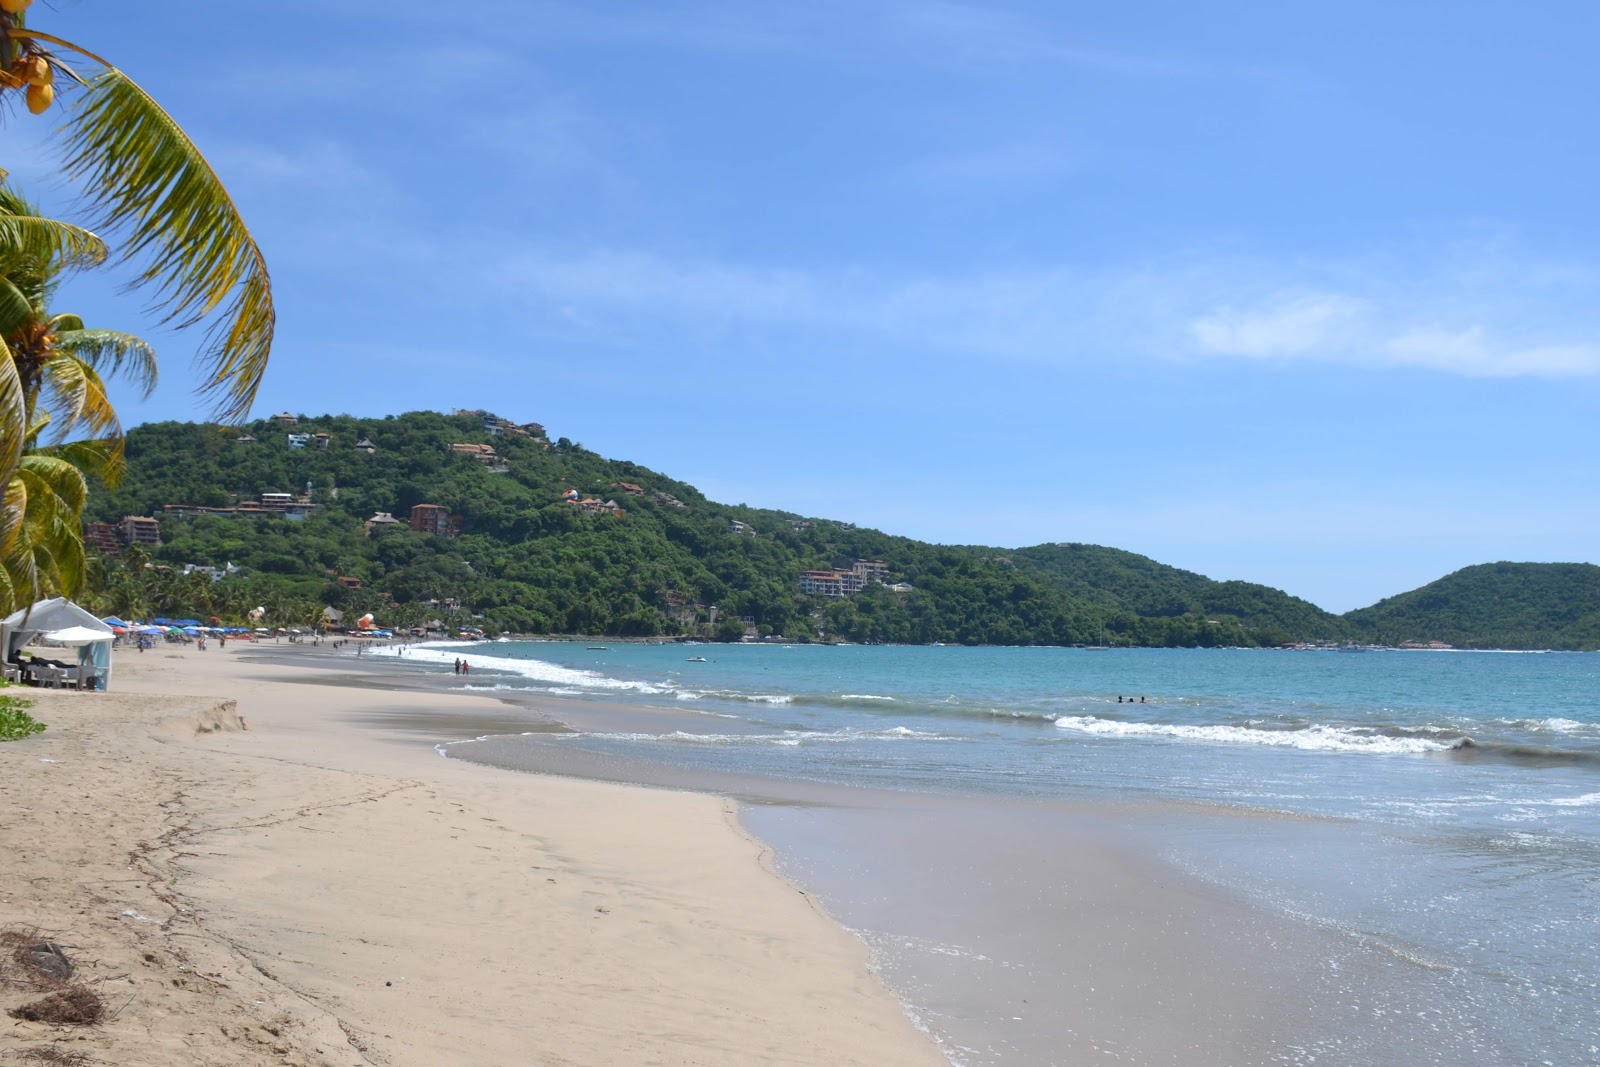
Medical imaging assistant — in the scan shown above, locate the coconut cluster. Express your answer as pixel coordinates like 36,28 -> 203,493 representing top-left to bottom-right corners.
0,0 -> 50,114
0,52 -> 51,114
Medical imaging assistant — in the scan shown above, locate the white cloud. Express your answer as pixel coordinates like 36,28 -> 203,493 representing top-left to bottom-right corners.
1189,293 -> 1366,358
493,242 -> 1600,380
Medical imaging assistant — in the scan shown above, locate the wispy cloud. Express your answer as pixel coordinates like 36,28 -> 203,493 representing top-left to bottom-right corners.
1187,289 -> 1600,378
492,242 -> 1600,380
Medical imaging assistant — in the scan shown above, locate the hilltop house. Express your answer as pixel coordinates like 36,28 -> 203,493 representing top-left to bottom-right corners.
363,511 -> 403,536
354,437 -> 377,455
730,520 -> 755,536
269,412 -> 298,426
449,443 -> 499,464
287,433 -> 310,449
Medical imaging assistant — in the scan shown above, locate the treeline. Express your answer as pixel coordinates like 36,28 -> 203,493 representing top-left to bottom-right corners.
83,411 -> 1591,648
1344,562 -> 1600,651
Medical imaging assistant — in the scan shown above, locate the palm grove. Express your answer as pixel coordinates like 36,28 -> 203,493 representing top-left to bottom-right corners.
0,2 -> 274,615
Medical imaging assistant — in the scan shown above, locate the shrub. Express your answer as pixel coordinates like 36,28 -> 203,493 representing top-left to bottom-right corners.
0,696 -> 44,741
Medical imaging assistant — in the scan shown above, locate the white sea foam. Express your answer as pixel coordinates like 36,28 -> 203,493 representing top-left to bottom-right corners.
564,726 -> 957,747
1543,792 -> 1600,807
842,694 -> 897,701
1052,715 -> 1457,755
381,643 -> 674,694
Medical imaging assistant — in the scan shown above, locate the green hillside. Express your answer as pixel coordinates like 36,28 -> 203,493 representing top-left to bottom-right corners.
84,410 -> 1343,646
1008,543 -> 1350,641
1345,563 -> 1600,651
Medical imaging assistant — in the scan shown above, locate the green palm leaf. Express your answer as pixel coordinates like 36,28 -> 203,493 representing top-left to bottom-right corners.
0,338 -> 27,559
0,274 -> 31,339
36,436 -> 123,488
61,69 -> 274,422
54,328 -> 158,397
39,352 -> 120,442
0,205 -> 109,277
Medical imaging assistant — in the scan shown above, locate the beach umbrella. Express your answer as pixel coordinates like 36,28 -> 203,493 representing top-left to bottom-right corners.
136,625 -> 164,635
166,627 -> 184,635
174,619 -> 201,627
100,616 -> 129,628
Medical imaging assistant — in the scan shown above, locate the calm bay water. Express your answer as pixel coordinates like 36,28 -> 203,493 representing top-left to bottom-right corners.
382,641 -> 1600,1065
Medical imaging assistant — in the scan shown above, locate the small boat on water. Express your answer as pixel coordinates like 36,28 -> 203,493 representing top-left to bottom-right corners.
687,656 -> 707,662
587,646 -> 609,651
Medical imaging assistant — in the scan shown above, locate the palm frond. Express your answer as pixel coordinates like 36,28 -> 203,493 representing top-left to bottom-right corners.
0,198 -> 109,275
0,338 -> 27,557
0,273 -> 31,338
40,353 -> 120,442
0,476 -> 33,611
61,69 -> 274,422
54,328 -> 157,397
36,436 -> 123,488
18,454 -> 89,516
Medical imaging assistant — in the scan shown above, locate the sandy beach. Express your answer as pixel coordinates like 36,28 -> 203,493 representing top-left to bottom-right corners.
0,646 -> 945,1066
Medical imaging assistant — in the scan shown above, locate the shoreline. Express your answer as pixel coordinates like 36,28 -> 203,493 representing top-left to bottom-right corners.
0,645 -> 946,1066
239,644 -> 1349,1065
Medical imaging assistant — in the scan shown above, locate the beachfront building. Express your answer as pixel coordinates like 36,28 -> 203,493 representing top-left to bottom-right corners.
410,503 -> 452,536
120,515 -> 162,548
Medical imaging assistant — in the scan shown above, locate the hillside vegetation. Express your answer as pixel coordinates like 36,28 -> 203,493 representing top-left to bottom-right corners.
86,411 -> 1593,648
86,411 -> 1356,646
1345,563 -> 1600,651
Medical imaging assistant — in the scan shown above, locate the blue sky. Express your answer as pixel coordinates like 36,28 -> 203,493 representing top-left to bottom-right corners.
10,1 -> 1599,611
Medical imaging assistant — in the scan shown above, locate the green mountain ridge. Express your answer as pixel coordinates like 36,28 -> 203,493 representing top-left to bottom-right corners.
1344,562 -> 1600,651
82,411 -> 1596,649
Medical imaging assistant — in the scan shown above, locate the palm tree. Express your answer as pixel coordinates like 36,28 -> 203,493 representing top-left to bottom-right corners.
1,187 -> 156,452
0,9 -> 274,611
0,186 -> 155,611
2,12 -> 273,423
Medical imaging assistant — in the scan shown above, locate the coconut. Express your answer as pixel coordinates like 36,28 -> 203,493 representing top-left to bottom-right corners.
24,55 -> 50,86
0,0 -> 33,14
25,81 -> 51,114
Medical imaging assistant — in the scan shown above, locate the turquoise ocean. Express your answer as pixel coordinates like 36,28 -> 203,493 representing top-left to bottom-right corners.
377,641 -> 1600,1065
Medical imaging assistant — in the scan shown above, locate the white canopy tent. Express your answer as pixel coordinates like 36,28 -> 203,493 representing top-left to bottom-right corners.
1,598 -> 115,690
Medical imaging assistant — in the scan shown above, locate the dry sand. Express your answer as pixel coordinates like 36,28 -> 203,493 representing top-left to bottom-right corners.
0,647 -> 945,1066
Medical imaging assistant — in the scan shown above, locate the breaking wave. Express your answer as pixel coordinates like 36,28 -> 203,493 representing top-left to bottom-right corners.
1051,715 -> 1464,755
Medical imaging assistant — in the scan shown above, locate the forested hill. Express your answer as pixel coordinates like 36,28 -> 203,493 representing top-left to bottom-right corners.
78,409 -> 1573,648
1343,563 -> 1600,651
